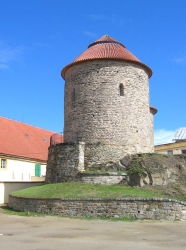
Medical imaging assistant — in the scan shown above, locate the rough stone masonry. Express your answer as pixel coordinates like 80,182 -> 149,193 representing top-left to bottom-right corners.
46,35 -> 157,183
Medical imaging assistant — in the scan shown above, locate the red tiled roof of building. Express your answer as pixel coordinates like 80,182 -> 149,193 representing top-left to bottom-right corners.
62,35 -> 152,79
0,116 -> 63,162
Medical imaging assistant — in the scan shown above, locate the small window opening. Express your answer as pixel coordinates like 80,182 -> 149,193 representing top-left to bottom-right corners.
72,88 -> 75,101
92,114 -> 95,118
43,138 -> 47,142
167,150 -> 173,155
119,84 -> 124,96
25,133 -> 30,138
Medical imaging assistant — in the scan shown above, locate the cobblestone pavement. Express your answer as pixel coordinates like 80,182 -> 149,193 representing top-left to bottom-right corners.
0,209 -> 186,250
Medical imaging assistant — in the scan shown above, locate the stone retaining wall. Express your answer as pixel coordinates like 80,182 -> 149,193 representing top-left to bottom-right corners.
74,172 -> 128,185
46,142 -> 128,183
45,142 -> 85,183
8,195 -> 186,220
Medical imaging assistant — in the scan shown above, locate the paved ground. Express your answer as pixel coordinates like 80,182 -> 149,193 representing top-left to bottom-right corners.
0,209 -> 186,250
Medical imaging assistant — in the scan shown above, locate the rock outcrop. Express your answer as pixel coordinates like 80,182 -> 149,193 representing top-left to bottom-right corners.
126,153 -> 186,187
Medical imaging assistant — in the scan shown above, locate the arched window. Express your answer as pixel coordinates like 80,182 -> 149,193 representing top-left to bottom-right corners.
119,84 -> 124,96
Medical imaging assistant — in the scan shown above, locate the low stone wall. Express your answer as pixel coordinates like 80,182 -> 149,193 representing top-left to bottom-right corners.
8,195 -> 186,220
74,173 -> 128,185
45,142 -> 85,183
46,142 -> 127,183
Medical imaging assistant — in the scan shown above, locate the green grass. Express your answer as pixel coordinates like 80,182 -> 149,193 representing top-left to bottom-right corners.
0,206 -> 45,217
11,182 -> 163,199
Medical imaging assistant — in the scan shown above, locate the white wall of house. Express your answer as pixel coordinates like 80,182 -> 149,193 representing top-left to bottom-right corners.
0,182 -> 44,204
155,142 -> 186,155
41,164 -> 46,176
0,157 -> 46,182
156,149 -> 185,155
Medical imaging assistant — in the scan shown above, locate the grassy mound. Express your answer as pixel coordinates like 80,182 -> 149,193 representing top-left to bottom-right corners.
11,154 -> 186,202
12,182 -> 168,199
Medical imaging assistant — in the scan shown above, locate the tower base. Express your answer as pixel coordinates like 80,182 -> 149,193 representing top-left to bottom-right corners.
45,141 -> 134,183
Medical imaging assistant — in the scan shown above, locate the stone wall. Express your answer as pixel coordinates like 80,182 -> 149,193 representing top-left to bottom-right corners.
46,140 -> 131,183
9,195 -> 186,221
50,59 -> 155,178
46,142 -> 128,183
84,143 -> 127,168
45,142 -> 85,183
74,172 -> 128,185
64,60 -> 154,155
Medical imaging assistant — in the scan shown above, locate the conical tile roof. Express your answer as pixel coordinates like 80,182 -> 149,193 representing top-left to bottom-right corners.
62,35 -> 152,79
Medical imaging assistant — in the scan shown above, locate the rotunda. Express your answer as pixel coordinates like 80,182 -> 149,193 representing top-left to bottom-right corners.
62,35 -> 157,155
46,35 -> 157,183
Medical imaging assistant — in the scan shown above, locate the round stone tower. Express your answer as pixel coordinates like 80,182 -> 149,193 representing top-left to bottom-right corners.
62,35 -> 157,161
46,35 -> 157,183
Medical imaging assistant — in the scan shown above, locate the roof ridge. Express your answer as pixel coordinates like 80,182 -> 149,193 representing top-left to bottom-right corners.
88,34 -> 125,48
0,115 -> 58,134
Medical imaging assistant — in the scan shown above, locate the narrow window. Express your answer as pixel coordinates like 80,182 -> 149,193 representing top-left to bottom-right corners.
1,159 -> 7,169
72,88 -> 75,101
119,84 -> 124,96
182,150 -> 186,154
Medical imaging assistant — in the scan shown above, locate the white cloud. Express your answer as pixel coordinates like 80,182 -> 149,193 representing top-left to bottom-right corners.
83,31 -> 98,38
154,129 -> 176,145
0,64 -> 9,70
172,56 -> 186,64
0,41 -> 24,70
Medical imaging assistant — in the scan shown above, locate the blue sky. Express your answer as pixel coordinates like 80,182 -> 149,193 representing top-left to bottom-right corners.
0,0 -> 186,145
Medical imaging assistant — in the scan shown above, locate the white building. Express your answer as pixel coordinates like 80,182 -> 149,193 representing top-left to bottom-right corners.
0,116 -> 57,182
155,128 -> 186,155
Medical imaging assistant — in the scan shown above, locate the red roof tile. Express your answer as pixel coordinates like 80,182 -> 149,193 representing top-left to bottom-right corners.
88,35 -> 120,45
62,35 -> 152,79
0,116 -> 63,162
150,106 -> 158,115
